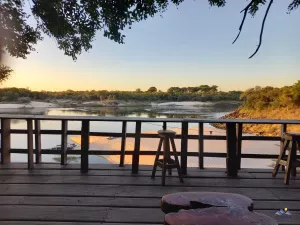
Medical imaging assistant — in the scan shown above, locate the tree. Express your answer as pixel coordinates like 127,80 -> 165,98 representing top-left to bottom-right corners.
0,65 -> 12,83
1,0 -> 299,67
147,86 -> 157,93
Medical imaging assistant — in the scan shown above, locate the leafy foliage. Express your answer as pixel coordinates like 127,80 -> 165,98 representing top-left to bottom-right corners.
240,81 -> 300,110
147,87 -> 157,93
0,85 -> 242,102
0,65 -> 12,83
0,0 -> 299,61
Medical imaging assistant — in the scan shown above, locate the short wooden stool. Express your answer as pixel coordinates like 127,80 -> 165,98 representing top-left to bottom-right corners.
272,132 -> 300,184
151,130 -> 183,186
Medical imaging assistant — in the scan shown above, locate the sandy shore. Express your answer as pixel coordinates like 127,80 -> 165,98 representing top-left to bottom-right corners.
0,101 -> 58,114
71,126 -> 278,168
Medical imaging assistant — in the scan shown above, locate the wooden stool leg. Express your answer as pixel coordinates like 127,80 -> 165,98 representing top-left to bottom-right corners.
162,137 -> 170,186
170,138 -> 184,183
273,140 -> 290,177
151,138 -> 163,179
291,141 -> 297,177
284,141 -> 297,185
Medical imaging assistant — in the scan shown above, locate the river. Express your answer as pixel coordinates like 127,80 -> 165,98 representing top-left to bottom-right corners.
2,102 -> 279,169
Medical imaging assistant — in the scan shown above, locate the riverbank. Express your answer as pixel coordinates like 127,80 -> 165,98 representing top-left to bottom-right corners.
0,100 -> 241,116
212,107 -> 300,136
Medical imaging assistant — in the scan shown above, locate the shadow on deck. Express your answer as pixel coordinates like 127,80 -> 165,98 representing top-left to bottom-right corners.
0,163 -> 300,225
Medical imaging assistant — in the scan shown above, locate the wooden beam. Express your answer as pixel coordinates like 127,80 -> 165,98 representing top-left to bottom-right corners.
81,120 -> 89,173
27,119 -> 34,169
132,121 -> 141,174
198,122 -> 204,169
61,120 -> 68,165
226,122 -> 238,177
181,122 -> 188,175
236,123 -> 243,170
119,121 -> 127,167
1,119 -> 10,164
34,120 -> 42,164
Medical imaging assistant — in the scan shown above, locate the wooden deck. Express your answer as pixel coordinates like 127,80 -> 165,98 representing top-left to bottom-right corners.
0,164 -> 299,225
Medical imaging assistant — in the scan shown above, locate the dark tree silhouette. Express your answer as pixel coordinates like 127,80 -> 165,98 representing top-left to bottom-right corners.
147,87 -> 158,93
0,0 -> 299,73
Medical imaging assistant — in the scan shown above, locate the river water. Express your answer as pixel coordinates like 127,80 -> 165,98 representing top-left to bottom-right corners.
3,102 -> 279,169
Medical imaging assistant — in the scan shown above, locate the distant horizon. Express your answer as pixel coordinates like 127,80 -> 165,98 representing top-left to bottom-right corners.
1,80 -> 299,92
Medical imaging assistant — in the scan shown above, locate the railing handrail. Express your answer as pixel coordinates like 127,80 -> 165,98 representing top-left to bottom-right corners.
0,114 -> 300,124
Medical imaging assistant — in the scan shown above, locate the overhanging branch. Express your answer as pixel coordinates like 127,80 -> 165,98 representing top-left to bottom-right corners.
232,0 -> 255,44
249,0 -> 274,58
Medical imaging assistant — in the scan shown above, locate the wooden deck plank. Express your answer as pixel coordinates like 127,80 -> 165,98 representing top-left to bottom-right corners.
0,169 -> 256,178
0,163 -> 281,172
2,168 -> 300,181
256,210 -> 300,225
2,175 -> 300,188
1,196 -> 300,210
0,184 -> 118,196
0,223 -> 160,225
0,183 -> 278,199
0,196 -> 159,208
115,185 -> 278,200
255,200 -> 300,210
0,205 -> 109,222
106,208 -> 164,223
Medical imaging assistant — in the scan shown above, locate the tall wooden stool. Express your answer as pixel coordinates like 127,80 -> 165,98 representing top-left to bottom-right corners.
272,132 -> 300,184
151,130 -> 184,186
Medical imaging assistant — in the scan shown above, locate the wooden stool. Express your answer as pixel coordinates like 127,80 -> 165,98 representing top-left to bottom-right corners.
151,130 -> 183,186
272,132 -> 300,185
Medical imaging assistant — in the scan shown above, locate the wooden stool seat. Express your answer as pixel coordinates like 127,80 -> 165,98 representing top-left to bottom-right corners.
164,207 -> 278,225
152,130 -> 183,186
273,132 -> 300,185
161,192 -> 254,214
284,132 -> 300,141
158,130 -> 176,138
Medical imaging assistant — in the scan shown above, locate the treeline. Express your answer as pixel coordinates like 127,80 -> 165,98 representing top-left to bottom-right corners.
0,85 -> 242,102
240,81 -> 300,110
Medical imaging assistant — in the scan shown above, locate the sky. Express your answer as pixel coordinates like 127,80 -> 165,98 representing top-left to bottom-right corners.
3,1 -> 300,92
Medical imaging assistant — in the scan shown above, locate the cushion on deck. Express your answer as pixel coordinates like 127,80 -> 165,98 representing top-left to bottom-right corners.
161,192 -> 254,214
164,207 -> 278,225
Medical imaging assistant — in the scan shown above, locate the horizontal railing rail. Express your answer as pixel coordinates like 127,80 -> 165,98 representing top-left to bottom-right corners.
1,115 -> 300,176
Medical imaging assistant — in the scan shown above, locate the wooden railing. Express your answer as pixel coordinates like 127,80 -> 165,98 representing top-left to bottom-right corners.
1,115 -> 300,176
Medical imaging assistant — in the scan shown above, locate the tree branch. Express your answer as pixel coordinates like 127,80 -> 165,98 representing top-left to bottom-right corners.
232,0 -> 255,44
249,0 -> 274,59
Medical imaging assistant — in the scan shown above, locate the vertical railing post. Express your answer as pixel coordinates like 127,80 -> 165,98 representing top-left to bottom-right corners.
27,119 -> 34,169
61,120 -> 68,165
226,122 -> 238,177
81,120 -> 89,173
181,122 -> 188,175
132,121 -> 141,174
281,124 -> 287,136
236,123 -> 243,170
1,119 -> 11,164
34,120 -> 42,164
119,121 -> 127,167
163,122 -> 167,130
198,122 -> 204,169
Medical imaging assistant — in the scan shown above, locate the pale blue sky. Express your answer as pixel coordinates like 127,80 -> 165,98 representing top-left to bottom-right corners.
3,0 -> 300,91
